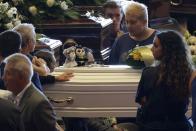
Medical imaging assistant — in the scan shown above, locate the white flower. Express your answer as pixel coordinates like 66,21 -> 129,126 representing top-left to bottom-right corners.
0,2 -> 9,13
0,1 -> 23,29
60,1 -> 68,10
5,22 -> 14,29
29,6 -> 38,16
188,36 -> 196,45
12,18 -> 21,26
47,0 -> 55,7
6,7 -> 17,18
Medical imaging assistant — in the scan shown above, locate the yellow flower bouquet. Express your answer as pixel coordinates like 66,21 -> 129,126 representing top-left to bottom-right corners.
184,30 -> 196,66
126,46 -> 154,69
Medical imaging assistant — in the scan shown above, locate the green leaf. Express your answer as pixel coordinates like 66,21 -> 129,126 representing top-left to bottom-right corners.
65,10 -> 80,19
66,0 -> 73,6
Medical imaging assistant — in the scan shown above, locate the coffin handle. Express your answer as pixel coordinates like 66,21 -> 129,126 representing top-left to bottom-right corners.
48,97 -> 74,104
170,0 -> 183,6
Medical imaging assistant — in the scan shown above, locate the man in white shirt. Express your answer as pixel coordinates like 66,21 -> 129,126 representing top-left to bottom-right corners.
3,53 -> 57,131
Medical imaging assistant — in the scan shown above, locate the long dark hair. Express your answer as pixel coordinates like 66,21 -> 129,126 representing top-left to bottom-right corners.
156,30 -> 193,98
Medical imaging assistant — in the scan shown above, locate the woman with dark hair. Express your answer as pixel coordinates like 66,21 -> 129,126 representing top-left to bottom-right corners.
135,30 -> 195,131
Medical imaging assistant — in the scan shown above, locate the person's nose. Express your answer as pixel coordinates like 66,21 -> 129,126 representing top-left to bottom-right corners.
112,17 -> 117,22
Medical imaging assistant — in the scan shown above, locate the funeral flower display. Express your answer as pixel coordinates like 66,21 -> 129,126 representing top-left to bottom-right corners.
0,2 -> 22,30
7,0 -> 79,24
184,30 -> 196,66
126,46 -> 154,69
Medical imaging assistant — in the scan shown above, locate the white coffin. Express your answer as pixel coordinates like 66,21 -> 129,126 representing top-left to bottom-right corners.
43,65 -> 192,117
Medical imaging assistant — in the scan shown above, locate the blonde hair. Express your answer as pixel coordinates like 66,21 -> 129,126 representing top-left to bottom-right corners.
125,1 -> 148,22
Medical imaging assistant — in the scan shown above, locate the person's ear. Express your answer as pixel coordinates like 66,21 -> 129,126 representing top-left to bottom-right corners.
143,19 -> 147,26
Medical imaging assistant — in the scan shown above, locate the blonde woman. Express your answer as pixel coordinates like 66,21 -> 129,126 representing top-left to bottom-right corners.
109,1 -> 156,64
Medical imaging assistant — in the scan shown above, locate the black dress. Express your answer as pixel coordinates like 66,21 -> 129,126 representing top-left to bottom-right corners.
192,77 -> 196,130
135,66 -> 191,131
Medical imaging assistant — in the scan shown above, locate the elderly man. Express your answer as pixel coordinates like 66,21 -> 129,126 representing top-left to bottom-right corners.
3,53 -> 57,131
13,23 -> 73,85
12,23 -> 50,76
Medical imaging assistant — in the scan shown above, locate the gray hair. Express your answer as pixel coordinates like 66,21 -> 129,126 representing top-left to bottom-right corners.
12,23 -> 36,48
125,1 -> 148,23
4,53 -> 33,81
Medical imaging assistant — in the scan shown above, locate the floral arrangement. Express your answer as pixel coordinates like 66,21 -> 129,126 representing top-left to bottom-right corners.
0,2 -> 22,30
126,46 -> 154,69
6,0 -> 79,24
184,30 -> 196,55
184,30 -> 196,66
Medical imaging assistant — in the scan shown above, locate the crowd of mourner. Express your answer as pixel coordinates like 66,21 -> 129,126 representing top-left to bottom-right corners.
1,0 -> 196,131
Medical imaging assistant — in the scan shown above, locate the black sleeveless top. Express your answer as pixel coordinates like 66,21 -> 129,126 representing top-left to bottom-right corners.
135,66 -> 190,130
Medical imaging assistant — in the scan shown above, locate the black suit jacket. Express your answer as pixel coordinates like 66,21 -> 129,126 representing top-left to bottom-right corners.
19,84 -> 57,131
0,63 -> 5,89
0,98 -> 24,131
